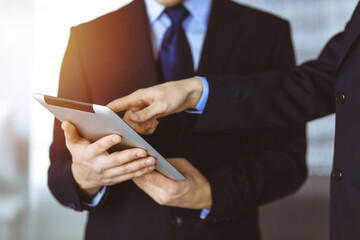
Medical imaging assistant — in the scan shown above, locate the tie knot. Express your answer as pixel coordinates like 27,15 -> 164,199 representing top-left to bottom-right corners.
165,4 -> 190,25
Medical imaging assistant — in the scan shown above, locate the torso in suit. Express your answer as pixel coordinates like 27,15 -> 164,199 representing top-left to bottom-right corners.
193,2 -> 360,240
49,0 -> 307,239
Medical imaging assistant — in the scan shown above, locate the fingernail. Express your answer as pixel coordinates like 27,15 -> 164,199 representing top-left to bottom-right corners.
112,136 -> 120,143
146,122 -> 152,129
146,158 -> 154,166
148,166 -> 155,171
131,113 -> 139,121
136,151 -> 147,158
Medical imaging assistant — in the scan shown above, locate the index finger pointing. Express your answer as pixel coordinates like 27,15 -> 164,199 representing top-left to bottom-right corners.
130,103 -> 163,123
107,91 -> 144,113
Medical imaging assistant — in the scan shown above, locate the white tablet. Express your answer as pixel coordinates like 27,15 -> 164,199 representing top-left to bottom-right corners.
34,93 -> 186,181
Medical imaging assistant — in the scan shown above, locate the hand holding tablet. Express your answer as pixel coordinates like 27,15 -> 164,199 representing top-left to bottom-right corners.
61,121 -> 157,197
34,94 -> 186,181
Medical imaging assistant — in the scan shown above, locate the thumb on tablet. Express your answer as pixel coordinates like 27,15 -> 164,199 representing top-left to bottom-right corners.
130,103 -> 160,123
107,91 -> 144,113
61,121 -> 85,145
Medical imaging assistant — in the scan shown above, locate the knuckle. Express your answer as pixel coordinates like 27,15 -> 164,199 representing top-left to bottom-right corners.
157,102 -> 169,112
167,186 -> 179,196
100,172 -> 113,184
120,166 -> 129,174
107,136 -> 114,145
110,155 -> 121,166
112,154 -> 122,165
97,140 -> 108,151
134,169 -> 146,177
131,149 -> 140,158
83,151 -> 93,163
141,159 -> 148,168
102,176 -> 112,185
114,176 -> 128,184
98,142 -> 107,151
158,195 -> 170,205
93,164 -> 104,174
126,149 -> 135,159
131,148 -> 144,159
135,89 -> 145,100
114,157 -> 123,166
148,127 -> 157,135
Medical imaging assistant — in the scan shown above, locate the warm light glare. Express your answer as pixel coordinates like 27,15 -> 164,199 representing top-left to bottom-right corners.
29,1 -> 132,239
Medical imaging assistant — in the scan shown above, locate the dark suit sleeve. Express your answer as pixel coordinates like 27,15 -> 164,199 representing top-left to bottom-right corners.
203,126 -> 307,222
194,30 -> 343,131
200,21 -> 307,222
48,27 -> 101,211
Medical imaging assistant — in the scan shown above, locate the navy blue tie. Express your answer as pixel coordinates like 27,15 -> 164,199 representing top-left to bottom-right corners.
158,4 -> 194,82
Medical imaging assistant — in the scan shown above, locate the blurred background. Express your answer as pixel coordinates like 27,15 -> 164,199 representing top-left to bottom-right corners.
0,0 -> 358,239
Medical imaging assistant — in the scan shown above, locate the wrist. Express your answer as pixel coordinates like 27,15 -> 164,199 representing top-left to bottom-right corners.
71,163 -> 101,198
203,180 -> 212,209
183,77 -> 203,109
80,186 -> 102,198
194,177 -> 212,209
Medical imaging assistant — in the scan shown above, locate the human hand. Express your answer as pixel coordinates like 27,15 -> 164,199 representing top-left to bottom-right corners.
122,110 -> 159,135
133,158 -> 212,209
107,77 -> 203,134
62,121 -> 156,197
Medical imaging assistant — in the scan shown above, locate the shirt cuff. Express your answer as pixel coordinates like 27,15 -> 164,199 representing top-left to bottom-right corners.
200,208 -> 211,219
82,186 -> 106,207
185,76 -> 209,114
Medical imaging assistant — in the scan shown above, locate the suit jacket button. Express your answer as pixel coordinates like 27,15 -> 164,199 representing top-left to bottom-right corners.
172,216 -> 183,226
332,168 -> 343,182
336,92 -> 346,104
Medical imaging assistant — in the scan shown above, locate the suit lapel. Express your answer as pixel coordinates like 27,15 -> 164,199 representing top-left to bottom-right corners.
90,0 -> 161,105
116,1 -> 182,155
197,0 -> 243,74
179,0 -> 243,152
336,2 -> 360,73
113,0 -> 160,89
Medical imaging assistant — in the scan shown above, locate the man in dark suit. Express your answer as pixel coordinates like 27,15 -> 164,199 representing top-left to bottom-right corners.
108,2 -> 360,240
50,0 -> 307,239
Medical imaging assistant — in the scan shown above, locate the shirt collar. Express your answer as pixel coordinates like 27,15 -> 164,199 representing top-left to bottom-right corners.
144,0 -> 212,28
183,0 -> 212,30
144,0 -> 165,24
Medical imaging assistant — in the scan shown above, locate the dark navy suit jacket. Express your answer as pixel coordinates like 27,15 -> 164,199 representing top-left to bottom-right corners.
195,2 -> 360,240
49,0 -> 307,239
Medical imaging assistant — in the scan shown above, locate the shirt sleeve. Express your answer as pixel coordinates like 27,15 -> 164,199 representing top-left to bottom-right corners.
200,208 -> 211,219
82,186 -> 106,207
185,77 -> 209,114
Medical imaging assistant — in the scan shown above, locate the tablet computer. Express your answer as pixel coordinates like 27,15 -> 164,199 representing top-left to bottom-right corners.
33,93 -> 186,181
